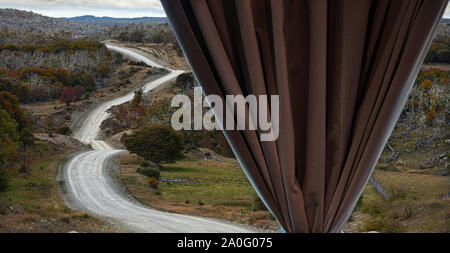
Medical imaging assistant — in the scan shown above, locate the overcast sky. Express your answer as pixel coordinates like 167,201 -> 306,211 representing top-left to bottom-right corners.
0,0 -> 166,18
0,0 -> 449,18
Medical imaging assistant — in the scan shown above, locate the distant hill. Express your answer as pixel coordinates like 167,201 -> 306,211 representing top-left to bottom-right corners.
0,8 -> 107,39
435,22 -> 450,39
441,18 -> 450,23
62,15 -> 168,26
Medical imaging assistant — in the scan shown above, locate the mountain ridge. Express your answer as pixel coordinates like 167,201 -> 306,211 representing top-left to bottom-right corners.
61,15 -> 168,26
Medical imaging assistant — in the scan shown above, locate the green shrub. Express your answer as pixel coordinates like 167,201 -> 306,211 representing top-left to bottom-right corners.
0,170 -> 9,192
138,167 -> 160,180
363,217 -> 386,232
175,72 -> 196,92
140,160 -> 150,168
436,49 -> 450,63
16,83 -> 32,103
251,193 -> 267,211
122,124 -> 184,163
355,194 -> 364,210
362,202 -> 383,217
423,51 -> 435,64
148,177 -> 159,189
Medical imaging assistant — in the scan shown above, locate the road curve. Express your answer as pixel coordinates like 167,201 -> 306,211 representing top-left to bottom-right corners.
65,44 -> 254,233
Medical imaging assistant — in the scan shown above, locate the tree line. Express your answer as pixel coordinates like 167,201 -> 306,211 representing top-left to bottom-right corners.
0,91 -> 34,191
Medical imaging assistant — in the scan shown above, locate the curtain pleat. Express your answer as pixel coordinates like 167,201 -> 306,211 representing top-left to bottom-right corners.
162,0 -> 447,232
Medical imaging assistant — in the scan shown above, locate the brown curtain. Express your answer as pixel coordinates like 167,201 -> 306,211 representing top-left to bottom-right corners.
161,0 -> 447,232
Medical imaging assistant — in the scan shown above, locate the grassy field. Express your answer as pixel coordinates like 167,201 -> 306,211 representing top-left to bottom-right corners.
348,170 -> 450,233
344,123 -> 450,232
119,152 -> 279,231
0,139 -> 116,232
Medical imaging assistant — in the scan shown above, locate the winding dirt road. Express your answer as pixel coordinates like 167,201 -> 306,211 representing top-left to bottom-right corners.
64,44 -> 254,233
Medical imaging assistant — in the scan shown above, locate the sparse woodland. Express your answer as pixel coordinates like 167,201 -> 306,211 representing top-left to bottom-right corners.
0,8 -> 448,232
0,9 -> 179,192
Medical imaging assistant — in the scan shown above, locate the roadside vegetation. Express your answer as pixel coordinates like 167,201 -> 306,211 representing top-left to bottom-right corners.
118,152 -> 279,231
0,133 -> 116,232
102,72 -> 234,158
344,65 -> 449,232
352,171 -> 449,233
115,32 -> 449,233
111,74 -> 278,231
0,9 -> 182,232
424,25 -> 450,64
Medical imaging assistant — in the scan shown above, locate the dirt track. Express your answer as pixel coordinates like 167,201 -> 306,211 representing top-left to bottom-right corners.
63,44 -> 256,233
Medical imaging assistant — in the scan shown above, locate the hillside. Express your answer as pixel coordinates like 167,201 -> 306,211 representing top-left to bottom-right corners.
0,9 -> 107,41
62,15 -> 168,26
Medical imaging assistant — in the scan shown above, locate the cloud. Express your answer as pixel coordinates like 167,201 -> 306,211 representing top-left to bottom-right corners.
1,1 -> 449,19
445,2 -> 450,18
0,0 -> 166,17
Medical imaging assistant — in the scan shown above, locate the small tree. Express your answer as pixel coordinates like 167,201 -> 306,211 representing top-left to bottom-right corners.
122,124 -> 184,163
96,64 -> 111,78
73,85 -> 85,101
0,91 -> 29,131
175,72 -> 196,93
60,87 -> 76,106
130,88 -> 145,115
0,109 -> 19,165
118,32 -> 129,41
20,128 -> 34,151
130,31 -> 144,43
16,83 -> 32,103
44,117 -> 55,137
0,170 -> 8,192
55,67 -> 72,86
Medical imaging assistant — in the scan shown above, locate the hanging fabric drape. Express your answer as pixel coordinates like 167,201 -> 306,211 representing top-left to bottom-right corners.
161,0 -> 447,232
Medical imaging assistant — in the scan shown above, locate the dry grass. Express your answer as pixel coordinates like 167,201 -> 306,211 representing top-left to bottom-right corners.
353,170 -> 449,233
0,140 -> 117,232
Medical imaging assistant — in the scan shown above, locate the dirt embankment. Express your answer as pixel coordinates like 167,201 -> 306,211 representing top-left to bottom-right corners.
34,134 -> 89,151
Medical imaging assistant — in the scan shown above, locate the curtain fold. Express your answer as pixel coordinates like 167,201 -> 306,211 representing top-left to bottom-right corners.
161,0 -> 447,232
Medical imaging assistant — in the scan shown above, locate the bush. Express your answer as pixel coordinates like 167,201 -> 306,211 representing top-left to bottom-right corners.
140,160 -> 151,167
96,64 -> 111,78
122,124 -> 184,163
73,85 -> 85,101
137,167 -> 160,180
252,193 -> 267,211
16,83 -> 32,103
436,49 -> 450,63
55,124 -> 72,135
59,87 -> 75,106
362,202 -> 383,217
130,31 -> 144,43
175,72 -> 196,92
0,170 -> 9,192
0,108 -> 19,164
0,91 -> 29,131
148,177 -> 159,189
